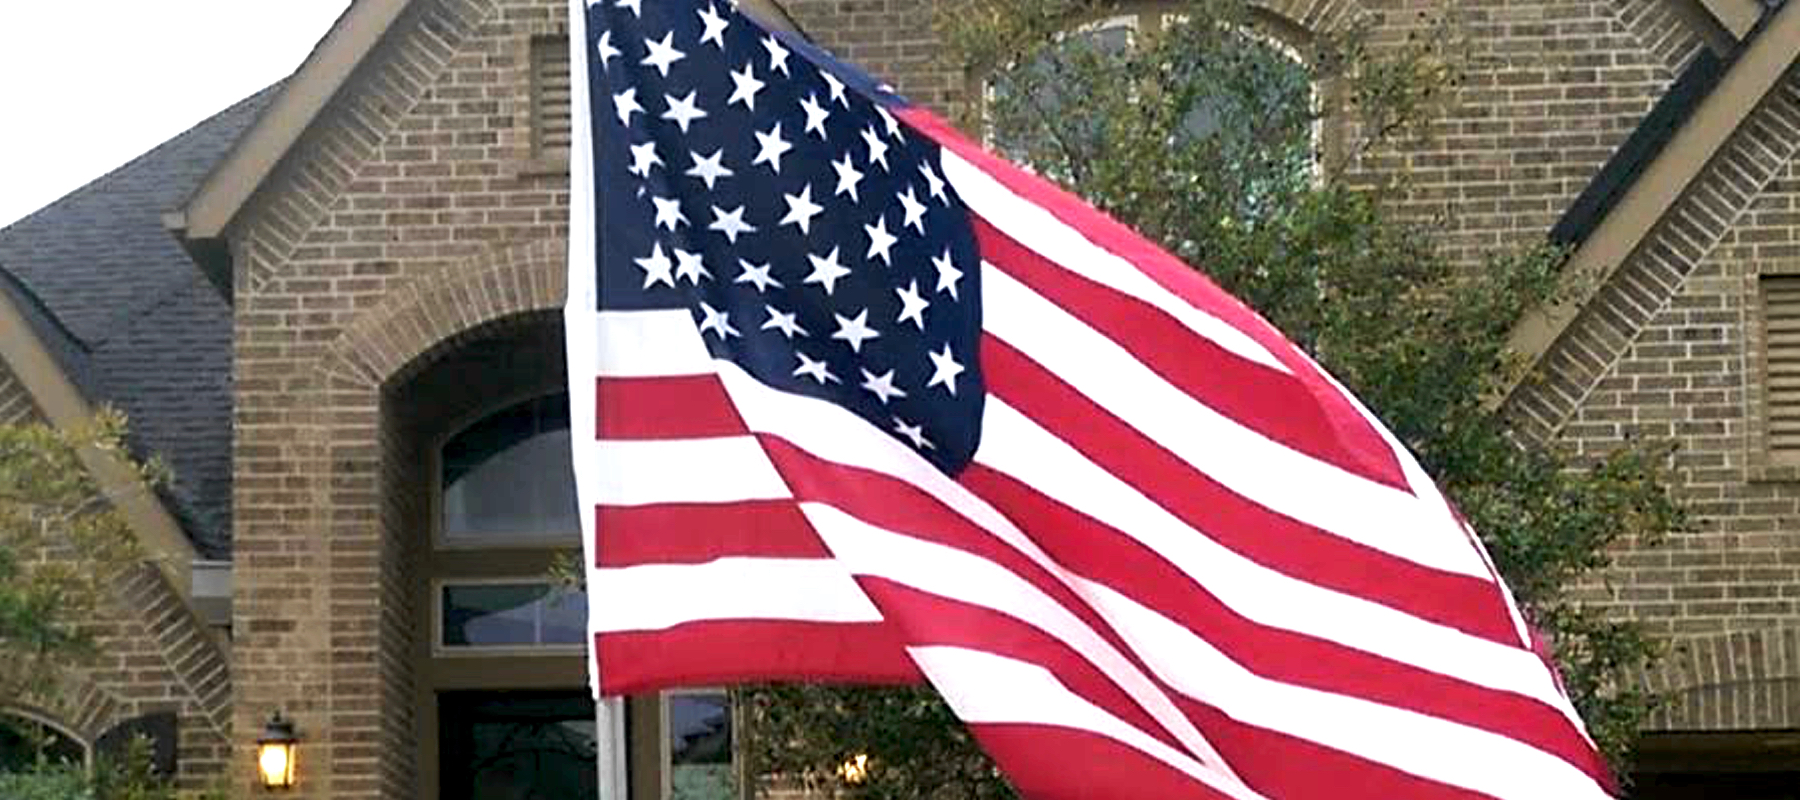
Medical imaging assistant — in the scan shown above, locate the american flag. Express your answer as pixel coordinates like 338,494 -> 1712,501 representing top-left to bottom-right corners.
564,1 -> 1615,797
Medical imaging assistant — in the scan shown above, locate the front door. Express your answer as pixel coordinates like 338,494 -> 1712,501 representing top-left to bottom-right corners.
439,690 -> 603,800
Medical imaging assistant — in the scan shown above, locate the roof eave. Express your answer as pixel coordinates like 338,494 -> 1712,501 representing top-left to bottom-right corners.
0,265 -> 202,601
179,0 -> 411,243
177,0 -> 808,253
1501,0 -> 1800,398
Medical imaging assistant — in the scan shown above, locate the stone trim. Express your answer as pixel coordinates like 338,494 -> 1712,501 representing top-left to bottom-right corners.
236,0 -> 502,296
1507,68 -> 1800,442
116,562 -> 234,735
1614,0 -> 1709,75
1643,626 -> 1800,731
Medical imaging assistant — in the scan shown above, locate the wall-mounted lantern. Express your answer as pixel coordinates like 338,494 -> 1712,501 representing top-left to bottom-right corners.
255,712 -> 299,790
838,752 -> 870,786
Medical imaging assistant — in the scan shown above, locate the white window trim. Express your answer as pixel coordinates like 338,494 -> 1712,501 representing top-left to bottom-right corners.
431,576 -> 588,658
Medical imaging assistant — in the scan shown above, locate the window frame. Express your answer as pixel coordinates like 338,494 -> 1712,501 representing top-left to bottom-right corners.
431,576 -> 589,658
431,388 -> 583,552
659,688 -> 746,800
976,5 -> 1333,180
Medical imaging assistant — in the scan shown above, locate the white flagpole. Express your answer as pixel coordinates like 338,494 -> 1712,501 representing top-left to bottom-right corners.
564,1 -> 628,798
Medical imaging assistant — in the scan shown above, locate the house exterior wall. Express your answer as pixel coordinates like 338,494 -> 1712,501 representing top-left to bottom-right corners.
0,360 -> 233,792
1555,140 -> 1800,737
217,0 -> 1763,797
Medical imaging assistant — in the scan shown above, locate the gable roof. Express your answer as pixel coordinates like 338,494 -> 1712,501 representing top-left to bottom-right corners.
1504,0 -> 1800,427
0,86 -> 280,559
173,0 -> 805,274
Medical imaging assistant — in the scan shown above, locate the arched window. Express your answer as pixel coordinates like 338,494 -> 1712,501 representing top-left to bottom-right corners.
986,8 -> 1321,222
0,711 -> 87,772
440,392 -> 580,546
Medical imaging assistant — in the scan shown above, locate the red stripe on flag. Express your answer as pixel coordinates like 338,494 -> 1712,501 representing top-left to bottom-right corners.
753,432 -> 1600,782
959,463 -> 1607,783
595,501 -> 831,566
595,620 -> 919,695
972,216 -> 1406,490
855,578 -> 1194,757
978,334 -> 1523,646
597,374 -> 746,439
904,107 -> 1406,489
967,725 -> 1241,800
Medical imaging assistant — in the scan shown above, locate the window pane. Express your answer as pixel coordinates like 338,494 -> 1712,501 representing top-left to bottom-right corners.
443,583 -> 587,648
0,716 -> 84,771
987,18 -> 1134,165
669,693 -> 735,800
442,394 -> 581,542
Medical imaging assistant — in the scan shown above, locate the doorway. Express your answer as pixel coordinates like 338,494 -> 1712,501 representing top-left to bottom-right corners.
438,691 -> 603,800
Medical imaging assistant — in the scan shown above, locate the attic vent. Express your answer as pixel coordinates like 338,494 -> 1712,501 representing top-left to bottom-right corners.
1763,275 -> 1800,456
532,35 -> 573,155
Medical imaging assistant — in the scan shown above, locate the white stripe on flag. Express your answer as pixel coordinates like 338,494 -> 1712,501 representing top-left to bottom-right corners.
976,396 -> 1571,711
800,500 -> 1230,772
591,437 -> 793,505
980,263 -> 1492,580
590,557 -> 884,631
938,150 -> 1290,376
593,309 -> 714,377
909,646 -> 1269,800
1081,581 -> 1613,799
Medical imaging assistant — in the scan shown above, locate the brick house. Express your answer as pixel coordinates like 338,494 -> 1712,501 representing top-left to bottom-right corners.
0,0 -> 1797,797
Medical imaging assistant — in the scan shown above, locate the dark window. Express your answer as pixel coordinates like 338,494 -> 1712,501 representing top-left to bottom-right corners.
441,393 -> 580,543
0,714 -> 86,771
668,693 -> 736,800
442,582 -> 587,649
440,691 -> 600,800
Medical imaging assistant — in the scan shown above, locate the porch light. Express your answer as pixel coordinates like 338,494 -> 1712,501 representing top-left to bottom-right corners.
256,712 -> 299,790
838,752 -> 870,785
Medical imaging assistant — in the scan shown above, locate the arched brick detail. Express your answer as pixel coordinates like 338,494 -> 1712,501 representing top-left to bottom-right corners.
1610,0 -> 1708,76
1642,626 -> 1800,730
2,679 -> 122,746
1507,72 -> 1800,440
113,562 -> 233,735
319,238 -> 567,391
1253,0 -> 1363,35
236,0 -> 502,295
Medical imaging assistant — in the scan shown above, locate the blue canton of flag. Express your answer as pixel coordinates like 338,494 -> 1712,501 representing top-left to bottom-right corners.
586,0 -> 984,471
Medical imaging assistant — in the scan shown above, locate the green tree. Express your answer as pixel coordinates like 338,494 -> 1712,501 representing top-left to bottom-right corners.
744,2 -> 1685,796
0,409 -> 162,795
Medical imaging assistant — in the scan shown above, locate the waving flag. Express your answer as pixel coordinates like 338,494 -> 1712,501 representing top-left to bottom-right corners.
564,1 -> 1614,797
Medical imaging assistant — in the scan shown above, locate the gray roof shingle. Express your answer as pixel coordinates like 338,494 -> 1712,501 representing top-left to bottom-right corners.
0,86 -> 278,559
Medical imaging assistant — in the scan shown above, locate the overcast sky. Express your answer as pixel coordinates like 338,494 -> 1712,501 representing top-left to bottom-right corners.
0,1 -> 355,227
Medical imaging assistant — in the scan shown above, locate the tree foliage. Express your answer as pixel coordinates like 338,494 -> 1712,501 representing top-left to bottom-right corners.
744,1 -> 1687,796
0,410 -> 151,761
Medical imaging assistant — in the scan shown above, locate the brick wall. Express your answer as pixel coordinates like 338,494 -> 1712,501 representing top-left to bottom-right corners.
1344,0 -> 1700,267
1545,101 -> 1800,730
791,0 -> 1701,269
0,362 -> 233,791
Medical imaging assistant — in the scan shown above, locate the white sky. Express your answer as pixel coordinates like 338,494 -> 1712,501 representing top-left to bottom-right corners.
0,1 -> 356,227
